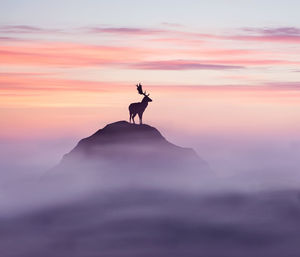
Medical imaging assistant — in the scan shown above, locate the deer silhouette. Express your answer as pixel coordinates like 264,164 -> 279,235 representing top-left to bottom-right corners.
129,83 -> 152,124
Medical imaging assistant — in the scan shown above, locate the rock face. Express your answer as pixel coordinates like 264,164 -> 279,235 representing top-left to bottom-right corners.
57,121 -> 210,173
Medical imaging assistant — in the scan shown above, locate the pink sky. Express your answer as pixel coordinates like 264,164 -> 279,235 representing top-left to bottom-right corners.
1,24 -> 300,142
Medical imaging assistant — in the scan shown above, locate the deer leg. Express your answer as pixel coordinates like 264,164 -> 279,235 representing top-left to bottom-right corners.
138,113 -> 143,124
129,112 -> 132,123
132,113 -> 137,124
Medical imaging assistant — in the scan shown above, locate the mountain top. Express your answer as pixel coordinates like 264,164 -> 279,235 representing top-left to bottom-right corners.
57,121 -> 210,173
80,120 -> 166,145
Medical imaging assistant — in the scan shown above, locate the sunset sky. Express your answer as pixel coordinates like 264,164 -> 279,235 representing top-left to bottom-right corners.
1,1 -> 300,173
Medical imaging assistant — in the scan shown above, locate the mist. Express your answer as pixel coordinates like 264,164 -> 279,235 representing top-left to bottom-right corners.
1,122 -> 300,257
1,126 -> 300,216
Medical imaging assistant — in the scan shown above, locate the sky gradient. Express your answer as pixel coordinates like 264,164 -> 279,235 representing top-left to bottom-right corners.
1,0 -> 300,175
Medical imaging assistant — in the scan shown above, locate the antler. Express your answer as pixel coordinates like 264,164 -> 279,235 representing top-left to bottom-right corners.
136,83 -> 151,97
136,83 -> 144,95
136,83 -> 149,95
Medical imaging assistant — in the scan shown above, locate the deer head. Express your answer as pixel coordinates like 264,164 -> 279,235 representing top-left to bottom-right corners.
137,83 -> 152,102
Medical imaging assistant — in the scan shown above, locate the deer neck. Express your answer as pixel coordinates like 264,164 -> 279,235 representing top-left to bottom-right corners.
141,99 -> 148,108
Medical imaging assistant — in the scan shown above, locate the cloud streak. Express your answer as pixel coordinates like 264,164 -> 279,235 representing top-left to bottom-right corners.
130,60 -> 245,70
0,25 -> 62,34
242,27 -> 300,36
88,26 -> 165,36
2,24 -> 300,44
227,27 -> 300,43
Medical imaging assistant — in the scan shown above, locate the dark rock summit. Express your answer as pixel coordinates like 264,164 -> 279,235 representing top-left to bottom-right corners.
57,121 -> 210,173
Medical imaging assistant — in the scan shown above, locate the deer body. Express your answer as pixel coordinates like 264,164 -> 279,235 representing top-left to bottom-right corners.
129,83 -> 152,124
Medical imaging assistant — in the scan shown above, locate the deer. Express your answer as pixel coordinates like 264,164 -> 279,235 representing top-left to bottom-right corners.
129,83 -> 152,124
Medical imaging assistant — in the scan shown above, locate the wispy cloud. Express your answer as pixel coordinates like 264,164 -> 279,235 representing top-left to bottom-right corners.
130,60 -> 245,70
0,36 -> 22,41
87,25 -> 300,44
0,25 -> 62,34
242,27 -> 300,36
88,26 -> 165,36
2,24 -> 300,44
228,27 -> 300,43
129,58 -> 300,70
